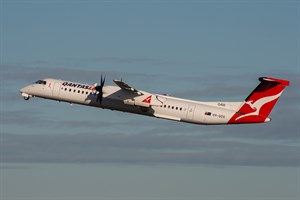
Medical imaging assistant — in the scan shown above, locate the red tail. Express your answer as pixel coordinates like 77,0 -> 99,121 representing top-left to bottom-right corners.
228,77 -> 290,124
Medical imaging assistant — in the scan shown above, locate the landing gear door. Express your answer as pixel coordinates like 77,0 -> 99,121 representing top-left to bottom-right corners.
52,82 -> 61,97
187,105 -> 195,120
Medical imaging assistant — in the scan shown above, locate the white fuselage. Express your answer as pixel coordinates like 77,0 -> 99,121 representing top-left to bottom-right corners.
20,78 -> 243,125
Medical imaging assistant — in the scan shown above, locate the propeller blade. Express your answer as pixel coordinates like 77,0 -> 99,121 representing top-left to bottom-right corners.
101,75 -> 106,86
95,74 -> 106,104
97,92 -> 102,104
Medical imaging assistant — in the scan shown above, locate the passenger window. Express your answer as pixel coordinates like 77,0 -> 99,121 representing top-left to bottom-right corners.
172,106 -> 174,109
74,90 -> 76,92
176,107 -> 178,110
69,89 -> 72,92
164,105 -> 166,108
65,88 -> 67,91
78,90 -> 81,93
168,105 -> 170,109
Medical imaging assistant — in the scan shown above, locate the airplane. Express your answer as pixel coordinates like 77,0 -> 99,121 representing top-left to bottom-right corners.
20,76 -> 289,125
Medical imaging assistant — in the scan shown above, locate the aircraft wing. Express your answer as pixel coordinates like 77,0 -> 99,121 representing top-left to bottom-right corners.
113,80 -> 144,95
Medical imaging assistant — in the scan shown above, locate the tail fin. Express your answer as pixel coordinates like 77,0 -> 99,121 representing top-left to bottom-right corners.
228,77 -> 290,124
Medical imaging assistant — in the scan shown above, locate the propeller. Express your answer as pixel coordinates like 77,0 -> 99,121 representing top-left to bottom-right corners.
95,74 -> 106,104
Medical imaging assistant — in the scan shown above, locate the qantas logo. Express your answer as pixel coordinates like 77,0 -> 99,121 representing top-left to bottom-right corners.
62,82 -> 95,90
142,95 -> 152,104
235,92 -> 282,121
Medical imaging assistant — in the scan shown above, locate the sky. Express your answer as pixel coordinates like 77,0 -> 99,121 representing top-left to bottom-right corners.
1,0 -> 299,200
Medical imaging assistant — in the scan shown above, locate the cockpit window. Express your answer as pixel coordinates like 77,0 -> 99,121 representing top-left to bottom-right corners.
35,80 -> 47,85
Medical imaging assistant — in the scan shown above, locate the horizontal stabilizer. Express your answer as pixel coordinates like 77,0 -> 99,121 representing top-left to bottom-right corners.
259,77 -> 290,86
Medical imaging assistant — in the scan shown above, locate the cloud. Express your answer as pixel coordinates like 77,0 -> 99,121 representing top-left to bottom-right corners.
1,108 -> 156,131
0,64 -> 160,85
1,55 -> 195,85
1,132 -> 298,166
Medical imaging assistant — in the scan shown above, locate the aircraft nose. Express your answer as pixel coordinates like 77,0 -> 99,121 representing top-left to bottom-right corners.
20,86 -> 30,94
20,87 -> 25,93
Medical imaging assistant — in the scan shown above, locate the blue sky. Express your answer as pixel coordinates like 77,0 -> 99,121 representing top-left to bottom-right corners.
1,0 -> 299,200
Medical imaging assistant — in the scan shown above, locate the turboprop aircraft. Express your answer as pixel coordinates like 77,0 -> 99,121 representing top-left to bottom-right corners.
20,76 -> 289,125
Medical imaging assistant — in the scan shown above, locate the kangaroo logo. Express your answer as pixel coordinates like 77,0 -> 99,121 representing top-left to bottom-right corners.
235,92 -> 282,121
142,95 -> 152,104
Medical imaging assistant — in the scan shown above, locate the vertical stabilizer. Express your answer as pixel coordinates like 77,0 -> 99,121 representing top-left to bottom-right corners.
228,77 -> 290,124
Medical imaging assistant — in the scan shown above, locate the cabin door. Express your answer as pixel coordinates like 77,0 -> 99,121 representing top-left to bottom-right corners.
52,82 -> 61,97
187,105 -> 195,120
